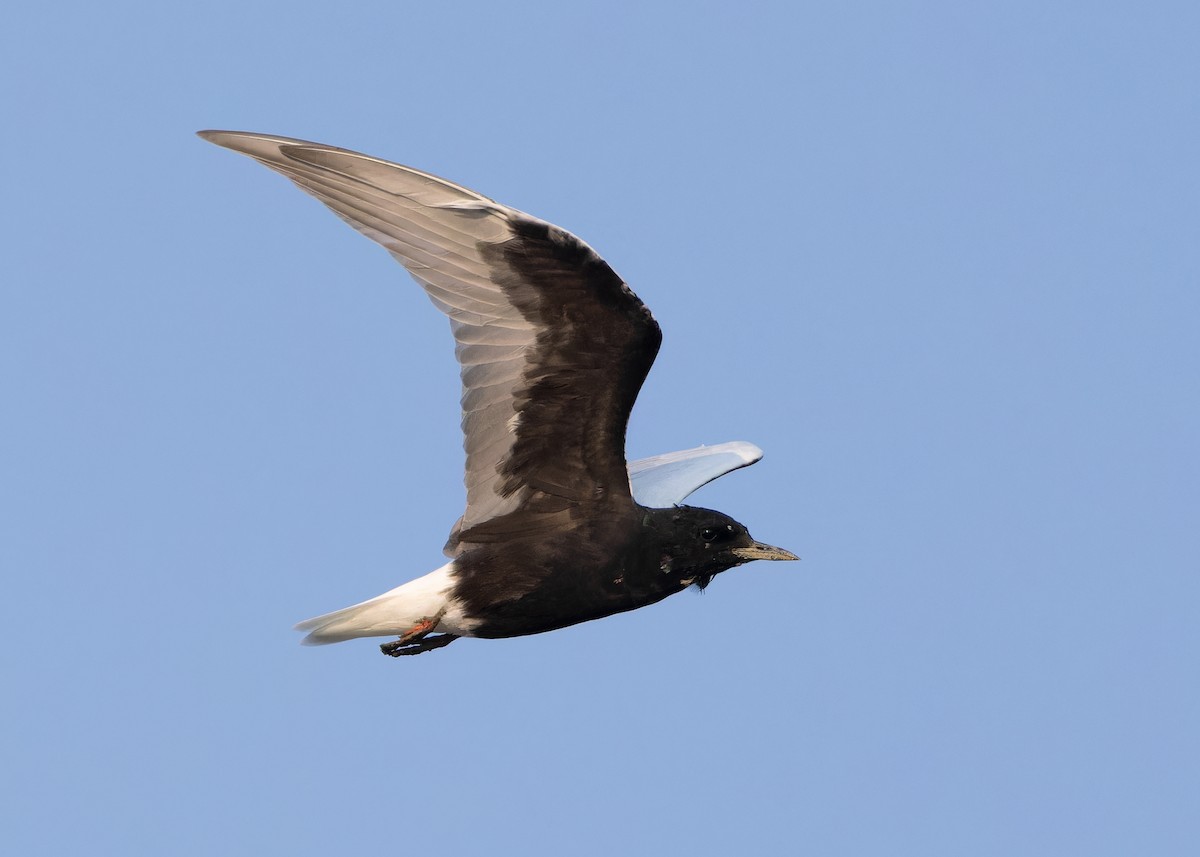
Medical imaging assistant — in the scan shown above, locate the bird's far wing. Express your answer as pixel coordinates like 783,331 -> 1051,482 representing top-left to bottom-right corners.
627,441 -> 763,507
199,131 -> 662,547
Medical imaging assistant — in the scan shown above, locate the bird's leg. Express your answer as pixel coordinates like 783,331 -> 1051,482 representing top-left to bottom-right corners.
380,633 -> 459,657
380,607 -> 457,657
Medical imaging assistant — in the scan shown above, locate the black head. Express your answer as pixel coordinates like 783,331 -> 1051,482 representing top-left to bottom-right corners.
643,505 -> 797,591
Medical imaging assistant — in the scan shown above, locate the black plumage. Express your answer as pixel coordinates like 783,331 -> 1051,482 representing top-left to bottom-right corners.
199,131 -> 797,656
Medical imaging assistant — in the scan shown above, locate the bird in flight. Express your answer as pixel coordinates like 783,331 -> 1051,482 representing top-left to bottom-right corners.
199,131 -> 797,656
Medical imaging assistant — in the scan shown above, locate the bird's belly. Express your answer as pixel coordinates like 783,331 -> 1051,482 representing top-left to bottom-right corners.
465,575 -> 676,639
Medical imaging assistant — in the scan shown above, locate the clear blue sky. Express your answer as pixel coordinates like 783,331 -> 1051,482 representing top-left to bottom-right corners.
3,2 -> 1197,854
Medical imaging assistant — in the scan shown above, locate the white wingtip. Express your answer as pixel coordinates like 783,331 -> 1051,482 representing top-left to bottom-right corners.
627,441 -> 764,507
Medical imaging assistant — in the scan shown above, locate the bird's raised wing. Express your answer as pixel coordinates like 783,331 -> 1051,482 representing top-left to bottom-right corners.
627,441 -> 763,507
199,132 -> 662,547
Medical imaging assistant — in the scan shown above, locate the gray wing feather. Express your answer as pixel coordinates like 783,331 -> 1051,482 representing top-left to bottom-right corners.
199,131 -> 541,528
627,441 -> 763,507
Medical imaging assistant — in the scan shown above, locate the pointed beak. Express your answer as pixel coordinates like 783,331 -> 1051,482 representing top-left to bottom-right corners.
730,541 -> 799,563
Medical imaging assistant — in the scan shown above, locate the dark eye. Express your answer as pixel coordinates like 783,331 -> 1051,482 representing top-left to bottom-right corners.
700,526 -> 728,543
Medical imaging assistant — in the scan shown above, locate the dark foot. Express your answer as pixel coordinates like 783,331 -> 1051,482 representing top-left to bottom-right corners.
380,633 -> 459,657
379,608 -> 454,657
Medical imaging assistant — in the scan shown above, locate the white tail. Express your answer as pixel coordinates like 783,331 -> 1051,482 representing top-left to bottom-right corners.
294,562 -> 462,645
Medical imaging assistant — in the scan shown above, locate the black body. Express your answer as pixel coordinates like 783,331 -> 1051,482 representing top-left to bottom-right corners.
197,131 -> 796,652
456,504 -> 760,638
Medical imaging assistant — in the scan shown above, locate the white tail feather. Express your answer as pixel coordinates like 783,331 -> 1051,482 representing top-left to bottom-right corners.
294,562 -> 461,645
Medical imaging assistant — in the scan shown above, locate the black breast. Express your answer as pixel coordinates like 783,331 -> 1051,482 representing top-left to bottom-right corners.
450,507 -> 683,639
